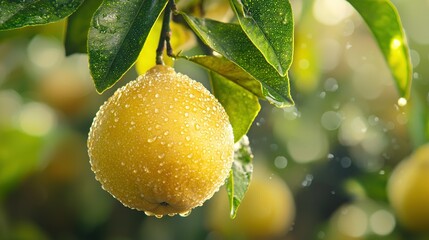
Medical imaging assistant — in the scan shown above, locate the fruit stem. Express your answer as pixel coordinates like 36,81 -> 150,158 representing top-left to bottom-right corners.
156,0 -> 176,65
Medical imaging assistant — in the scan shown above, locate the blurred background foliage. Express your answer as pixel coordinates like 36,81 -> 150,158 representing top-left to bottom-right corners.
1,0 -> 429,239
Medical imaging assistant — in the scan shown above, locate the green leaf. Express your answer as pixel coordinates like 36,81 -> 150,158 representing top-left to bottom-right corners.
210,72 -> 260,142
182,55 -> 263,98
347,0 -> 412,99
88,0 -> 168,93
0,0 -> 84,31
230,0 -> 293,76
0,129 -> 43,199
65,0 -> 103,56
226,135 -> 253,219
182,14 -> 294,107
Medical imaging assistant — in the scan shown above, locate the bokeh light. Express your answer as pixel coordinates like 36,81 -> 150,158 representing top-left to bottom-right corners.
19,102 -> 56,136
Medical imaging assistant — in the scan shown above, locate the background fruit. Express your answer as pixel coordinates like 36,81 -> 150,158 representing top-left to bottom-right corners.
388,143 -> 429,231
87,65 -> 234,217
206,168 -> 295,239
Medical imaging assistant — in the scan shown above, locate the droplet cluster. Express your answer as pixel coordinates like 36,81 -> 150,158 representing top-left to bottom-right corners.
88,65 -> 234,217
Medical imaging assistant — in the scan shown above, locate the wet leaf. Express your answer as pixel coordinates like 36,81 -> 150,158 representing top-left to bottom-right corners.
88,0 -> 168,93
230,0 -> 293,76
226,135 -> 253,219
182,55 -> 263,98
65,0 -> 103,56
347,0 -> 412,98
210,72 -> 260,142
0,0 -> 84,31
182,14 -> 293,107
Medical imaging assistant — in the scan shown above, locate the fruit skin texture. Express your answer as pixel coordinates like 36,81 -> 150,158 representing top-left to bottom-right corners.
88,65 -> 234,216
207,170 -> 295,239
388,143 -> 429,231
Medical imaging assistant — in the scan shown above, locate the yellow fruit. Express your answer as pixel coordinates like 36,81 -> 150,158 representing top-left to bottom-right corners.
88,65 -> 234,217
387,143 -> 429,231
206,169 -> 295,239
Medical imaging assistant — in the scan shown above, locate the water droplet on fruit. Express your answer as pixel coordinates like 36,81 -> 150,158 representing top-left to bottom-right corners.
158,153 -> 165,159
144,211 -> 154,216
179,210 -> 191,217
147,137 -> 157,143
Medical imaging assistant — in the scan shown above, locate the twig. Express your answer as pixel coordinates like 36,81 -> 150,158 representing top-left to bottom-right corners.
156,0 -> 176,65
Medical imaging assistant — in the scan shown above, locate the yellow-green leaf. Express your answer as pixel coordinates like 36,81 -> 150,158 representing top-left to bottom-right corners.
226,135 -> 253,218
347,0 -> 412,99
210,72 -> 261,142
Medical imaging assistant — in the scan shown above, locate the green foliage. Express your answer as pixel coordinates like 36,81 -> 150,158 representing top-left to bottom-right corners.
226,136 -> 253,219
230,0 -> 294,76
88,0 -> 168,93
65,0 -> 103,55
210,72 -> 260,142
347,0 -> 412,98
0,129 -> 43,199
0,0 -> 84,30
182,14 -> 294,108
182,55 -> 264,98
